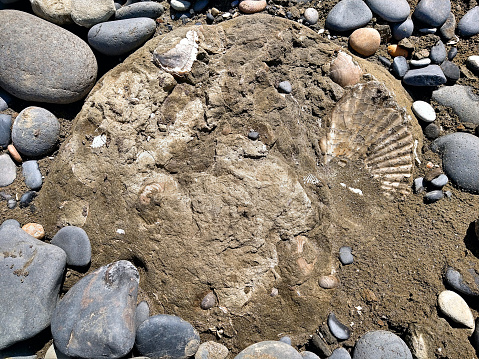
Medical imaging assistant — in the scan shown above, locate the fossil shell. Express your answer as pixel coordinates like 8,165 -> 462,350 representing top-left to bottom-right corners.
329,51 -> 362,88
153,30 -> 199,76
319,275 -> 340,289
324,81 -> 414,199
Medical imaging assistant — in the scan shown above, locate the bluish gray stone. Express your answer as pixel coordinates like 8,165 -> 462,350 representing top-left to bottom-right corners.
432,85 -> 479,124
328,348 -> 351,359
0,114 -> 11,149
0,10 -> 97,104
193,0 -> 209,12
11,107 -> 60,158
444,267 -> 479,297
51,226 -> 91,267
235,341 -> 303,359
278,81 -> 292,94
364,0 -> 409,22
200,291 -> 216,309
378,55 -> 391,68
430,41 -> 446,64
0,219 -> 66,350
391,17 -> 414,41
325,0 -> 373,32
458,6 -> 479,37
414,177 -> 424,193
424,123 -> 440,139
391,56 -> 408,78
136,301 -> 150,329
327,312 -> 351,340
22,160 -> 42,190
439,12 -> 456,40
412,101 -> 435,123
19,191 -> 36,208
430,173 -> 448,188
0,90 -> 12,111
302,351 -> 320,359
279,336 -> 292,345
448,47 -> 457,61
432,132 -> 479,193
248,131 -> 259,140
410,58 -> 431,67
115,1 -> 164,19
402,65 -> 446,86
413,0 -> 450,27
7,198 -> 16,209
88,17 -> 156,56
0,154 -> 16,187
136,314 -> 201,359
424,190 -> 444,202
339,246 -> 353,265
352,330 -> 412,359
51,260 -> 139,359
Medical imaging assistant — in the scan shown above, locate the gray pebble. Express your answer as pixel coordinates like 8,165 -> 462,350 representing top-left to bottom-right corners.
22,160 -> 42,190
410,58 -> 431,67
391,56 -> 408,78
0,90 -> 11,111
402,65 -> 446,87
339,246 -> 353,265
136,301 -> 150,329
195,341 -> 228,359
279,336 -> 292,345
439,12 -> 456,40
412,101 -> 435,123
444,267 -> 479,297
302,351 -> 320,359
430,173 -> 448,188
353,330 -> 412,359
278,80 -> 292,94
430,41 -> 446,64
114,2 -> 122,10
444,190 -> 452,198
7,198 -> 16,209
365,0 -> 410,22
51,226 -> 91,267
311,334 -> 332,357
391,17 -> 414,41
19,191 -> 36,208
432,85 -> 479,124
378,55 -> 391,68
467,56 -> 479,76
458,6 -> 479,37
0,154 -> 16,187
0,114 -> 11,149
447,47 -> 457,60
413,0 -> 451,28
413,177 -> 424,193
304,8 -> 319,25
200,291 -> 216,309
325,0 -> 372,32
440,60 -> 460,83
327,312 -> 350,340
115,1 -> 164,19
328,348 -> 351,359
424,123 -> 440,140
0,191 -> 12,200
235,341 -> 303,359
206,12 -> 214,23
424,190 -> 444,202
248,131 -> 259,140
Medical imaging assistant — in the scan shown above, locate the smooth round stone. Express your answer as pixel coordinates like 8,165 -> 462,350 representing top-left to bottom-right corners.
402,65 -> 446,86
430,173 -> 448,188
136,314 -> 200,358
430,41 -> 446,64
135,301 -> 150,329
432,133 -> 479,193
116,2 -> 164,19
238,0 -> 266,14
466,56 -> 479,76
88,17 -> 156,56
328,348 -> 351,359
200,291 -> 216,309
71,0 -> 115,27
279,336 -> 292,345
302,351 -> 320,359
412,101 -> 436,123
327,312 -> 350,340
391,56 -> 408,78
349,28 -> 381,56
458,6 -> 479,37
193,0 -> 209,12
195,341 -> 229,359
439,12 -> 456,40
352,331 -> 412,359
438,290 -> 474,328
424,190 -> 443,202
364,0 -> 410,22
391,17 -> 414,41
444,267 -> 479,297
413,0 -> 451,28
51,226 -> 91,267
325,0 -> 373,32
248,131 -> 260,140
413,177 -> 424,193
0,10 -> 97,104
0,154 -> 16,187
410,58 -> 430,67
432,85 -> 479,124
171,0 -> 190,11
235,341 -> 303,359
440,61 -> 460,83
304,8 -> 319,24
278,81 -> 292,94
447,47 -> 457,61
339,246 -> 353,265
0,114 -> 11,149
424,123 -> 440,140
12,107 -> 60,158
30,0 -> 73,25
22,160 -> 42,190
319,275 -> 340,289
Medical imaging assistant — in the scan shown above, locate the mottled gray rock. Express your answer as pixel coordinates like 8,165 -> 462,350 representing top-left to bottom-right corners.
195,341 -> 228,359
391,17 -> 414,41
136,314 -> 200,359
115,1 -> 164,19
88,17 -> 156,56
0,219 -> 67,350
413,177 -> 424,193
329,348 -> 351,359
391,56 -> 408,78
339,246 -> 353,265
19,191 -> 37,208
51,226 -> 91,267
439,12 -> 455,40
71,0 -> 115,27
11,107 -> 60,158
304,8 -> 319,24
413,0 -> 450,27
22,160 -> 42,190
458,6 -> 479,37
0,10 -> 97,104
432,85 -> 479,124
424,123 -> 440,139
0,154 -> 16,187
430,41 -> 446,64
200,291 -> 216,309
51,260 -> 139,358
352,331 -> 412,359
0,114 -> 11,149
432,133 -> 479,193
440,60 -> 460,83
325,0 -> 372,32
402,65 -> 446,86
327,312 -> 351,340
235,341 -> 303,359
364,0 -> 409,22
136,301 -> 150,329
30,0 -> 72,25
444,267 -> 479,297
278,81 -> 292,94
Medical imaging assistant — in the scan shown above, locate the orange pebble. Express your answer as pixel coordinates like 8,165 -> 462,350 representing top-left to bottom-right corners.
387,44 -> 409,58
7,144 -> 22,163
22,223 -> 45,239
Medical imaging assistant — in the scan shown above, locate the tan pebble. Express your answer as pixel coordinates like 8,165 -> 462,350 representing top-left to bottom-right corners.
22,223 -> 45,239
210,7 -> 220,16
424,167 -> 443,182
349,28 -> 381,57
388,44 -> 409,58
318,275 -> 340,289
426,161 -> 434,169
438,290 -> 474,329
7,144 -> 22,163
329,51 -> 362,88
200,291 -> 216,310
239,0 -> 267,14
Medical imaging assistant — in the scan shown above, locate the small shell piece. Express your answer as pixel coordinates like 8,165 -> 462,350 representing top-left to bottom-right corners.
319,275 -> 340,289
239,0 -> 267,14
329,51 -> 362,88
22,222 -> 45,239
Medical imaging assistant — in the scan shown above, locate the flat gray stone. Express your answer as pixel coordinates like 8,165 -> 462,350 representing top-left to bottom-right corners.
410,58 -> 431,67
0,114 -> 11,149
0,154 -> 16,187
444,267 -> 479,297
115,1 -> 164,19
432,132 -> 479,193
432,85 -> 479,124
327,312 -> 351,340
50,226 -> 91,267
352,330 -> 412,359
412,101 -> 436,123
22,160 -> 42,190
364,0 -> 409,22
440,60 -> 460,83
458,6 -> 479,37
413,0 -> 450,27
391,56 -> 408,78
0,219 -> 67,350
391,17 -> 414,41
30,0 -> 73,25
339,246 -> 353,265
235,341 -> 303,359
325,0 -> 372,32
402,65 -> 446,86
430,40 -> 446,64
466,56 -> 479,76
439,12 -> 455,40
0,10 -> 97,104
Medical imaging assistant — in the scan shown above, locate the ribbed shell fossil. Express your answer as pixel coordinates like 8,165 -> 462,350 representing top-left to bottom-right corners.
329,51 -> 363,88
153,30 -> 199,76
324,81 -> 414,199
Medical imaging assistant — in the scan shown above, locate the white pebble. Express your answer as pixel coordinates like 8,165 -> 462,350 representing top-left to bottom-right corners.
304,8 -> 319,25
438,290 -> 474,329
412,101 -> 436,123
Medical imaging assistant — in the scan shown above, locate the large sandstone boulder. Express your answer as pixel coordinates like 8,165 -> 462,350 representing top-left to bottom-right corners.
37,14 -> 419,352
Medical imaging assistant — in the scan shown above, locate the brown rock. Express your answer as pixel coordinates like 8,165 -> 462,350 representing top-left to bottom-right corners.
424,167 -> 443,182
7,144 -> 22,163
349,28 -> 381,57
22,222 -> 45,239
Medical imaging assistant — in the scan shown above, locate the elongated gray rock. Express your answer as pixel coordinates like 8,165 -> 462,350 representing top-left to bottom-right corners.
413,0 -> 450,27
0,154 -> 16,187
458,6 -> 479,37
51,260 -> 139,358
325,0 -> 372,32
364,0 -> 410,22
0,219 -> 67,350
432,85 -> 479,124
402,65 -> 446,86
50,226 -> 91,267
115,1 -> 164,19
0,10 -> 97,104
235,341 -> 303,359
444,267 -> 479,297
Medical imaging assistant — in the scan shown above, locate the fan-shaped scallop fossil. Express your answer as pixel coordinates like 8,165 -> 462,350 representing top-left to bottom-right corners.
153,30 -> 199,76
322,81 -> 414,199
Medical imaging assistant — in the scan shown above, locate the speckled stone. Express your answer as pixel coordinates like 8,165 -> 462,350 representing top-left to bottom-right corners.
430,174 -> 448,188
328,348 -> 351,359
195,341 -> 229,359
135,301 -> 150,329
51,226 -> 91,267
325,0 -> 372,32
430,40 -> 446,64
438,290 -> 474,328
235,341 -> 303,359
278,81 -> 292,94
432,85 -> 479,124
115,1 -> 164,19
439,12 -> 456,40
22,160 -> 42,190
391,56 -> 408,78
413,0 -> 451,28
424,190 -> 444,202
364,0 -> 410,22
304,7 -> 319,24
444,267 -> 479,297
339,246 -> 353,265
352,331 -> 412,359
440,60 -> 460,83
424,123 -> 440,139
302,351 -> 320,359
402,65 -> 446,86
349,28 -> 381,56
458,6 -> 479,37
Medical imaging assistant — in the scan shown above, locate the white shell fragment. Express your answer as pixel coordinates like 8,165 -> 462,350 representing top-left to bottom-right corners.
329,51 -> 362,88
153,30 -> 199,76
438,290 -> 475,329
324,81 -> 414,199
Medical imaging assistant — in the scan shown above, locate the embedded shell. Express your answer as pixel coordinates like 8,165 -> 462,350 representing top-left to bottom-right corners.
329,51 -> 363,88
